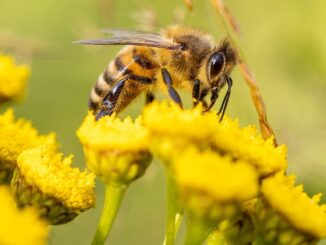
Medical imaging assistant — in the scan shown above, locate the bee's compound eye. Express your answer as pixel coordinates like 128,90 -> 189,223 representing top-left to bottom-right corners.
209,52 -> 225,78
178,42 -> 188,51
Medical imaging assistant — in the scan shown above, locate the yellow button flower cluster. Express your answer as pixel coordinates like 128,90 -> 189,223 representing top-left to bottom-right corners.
0,109 -> 56,183
0,54 -> 29,102
174,148 -> 258,203
77,112 -> 153,244
140,101 -> 326,245
254,173 -> 326,244
77,112 -> 152,185
142,101 -> 287,177
12,145 -> 96,225
0,186 -> 48,245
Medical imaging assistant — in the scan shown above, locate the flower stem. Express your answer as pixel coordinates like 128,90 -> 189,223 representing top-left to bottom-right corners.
183,218 -> 212,245
92,183 -> 126,245
164,174 -> 183,245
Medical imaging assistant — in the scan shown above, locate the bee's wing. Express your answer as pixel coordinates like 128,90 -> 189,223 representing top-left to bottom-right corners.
74,30 -> 177,50
101,29 -> 160,37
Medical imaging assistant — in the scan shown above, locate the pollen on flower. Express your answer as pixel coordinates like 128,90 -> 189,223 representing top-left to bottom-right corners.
0,54 -> 30,102
261,173 -> 326,238
173,148 -> 259,203
142,101 -> 222,163
143,101 -> 219,142
16,146 -> 96,211
0,186 -> 48,245
77,112 -> 150,152
77,112 -> 152,185
212,117 -> 288,176
142,101 -> 287,176
0,109 -> 56,183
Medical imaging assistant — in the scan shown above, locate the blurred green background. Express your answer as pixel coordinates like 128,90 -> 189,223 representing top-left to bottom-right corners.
1,0 -> 326,244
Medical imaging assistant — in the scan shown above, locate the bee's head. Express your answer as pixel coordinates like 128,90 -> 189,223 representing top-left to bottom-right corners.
207,39 -> 237,88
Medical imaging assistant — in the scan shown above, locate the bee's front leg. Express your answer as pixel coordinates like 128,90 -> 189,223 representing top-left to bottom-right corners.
203,88 -> 218,113
199,88 -> 209,110
96,77 -> 128,120
161,68 -> 183,108
217,77 -> 233,122
192,79 -> 201,107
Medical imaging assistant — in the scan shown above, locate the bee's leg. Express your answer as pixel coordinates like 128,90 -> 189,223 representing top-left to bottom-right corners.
203,87 -> 218,112
199,88 -> 209,109
192,79 -> 201,107
96,77 -> 127,120
145,92 -> 155,104
217,77 -> 233,122
161,68 -> 183,108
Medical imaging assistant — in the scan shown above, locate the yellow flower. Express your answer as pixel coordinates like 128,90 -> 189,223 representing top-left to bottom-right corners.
0,109 -> 56,184
174,148 -> 258,203
143,101 -> 218,143
255,172 -> 326,242
77,112 -> 152,185
142,101 -> 287,176
172,149 -> 258,226
207,214 -> 255,245
11,145 -> 96,225
172,149 -> 259,245
0,186 -> 48,245
211,118 -> 287,177
142,101 -> 218,162
0,54 -> 29,102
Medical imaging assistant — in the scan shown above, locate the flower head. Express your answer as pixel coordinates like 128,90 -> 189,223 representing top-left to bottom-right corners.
77,112 -> 152,185
171,148 -> 259,245
142,101 -> 287,176
0,109 -> 56,184
174,148 -> 258,203
255,172 -> 326,242
0,186 -> 48,245
11,145 -> 96,225
207,213 -> 255,245
173,148 -> 258,222
211,118 -> 287,177
0,54 -> 29,102
142,101 -> 218,162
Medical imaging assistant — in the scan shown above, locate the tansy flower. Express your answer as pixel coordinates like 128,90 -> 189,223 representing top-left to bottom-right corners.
0,109 -> 56,184
77,112 -> 152,185
206,213 -> 255,245
254,173 -> 326,244
142,101 -> 287,177
173,148 -> 258,219
77,112 -> 152,244
11,145 -> 96,225
172,148 -> 259,245
211,118 -> 287,177
142,101 -> 219,163
0,54 -> 29,102
0,186 -> 48,245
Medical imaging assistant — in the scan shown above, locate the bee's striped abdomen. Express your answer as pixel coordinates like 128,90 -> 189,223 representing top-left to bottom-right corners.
88,61 -> 117,110
89,46 -> 160,113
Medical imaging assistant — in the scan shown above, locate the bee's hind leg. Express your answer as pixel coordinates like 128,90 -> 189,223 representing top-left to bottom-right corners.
217,77 -> 233,122
161,68 -> 183,108
96,77 -> 127,120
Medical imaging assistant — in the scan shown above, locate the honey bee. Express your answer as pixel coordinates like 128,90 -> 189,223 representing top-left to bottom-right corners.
75,26 -> 237,120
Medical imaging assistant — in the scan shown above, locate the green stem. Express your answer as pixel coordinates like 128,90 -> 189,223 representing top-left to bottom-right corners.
164,174 -> 183,245
92,183 -> 126,245
184,218 -> 212,245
